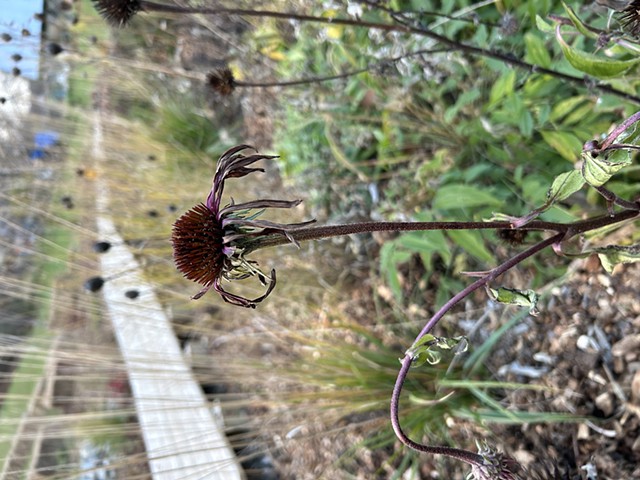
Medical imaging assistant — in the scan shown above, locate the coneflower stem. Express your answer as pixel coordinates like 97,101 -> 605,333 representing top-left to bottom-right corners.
241,209 -> 640,254
134,1 -> 640,104
241,219 -> 566,254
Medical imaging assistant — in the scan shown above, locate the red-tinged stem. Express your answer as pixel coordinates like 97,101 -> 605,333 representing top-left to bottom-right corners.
600,111 -> 640,150
390,232 -> 564,461
240,219 -> 561,253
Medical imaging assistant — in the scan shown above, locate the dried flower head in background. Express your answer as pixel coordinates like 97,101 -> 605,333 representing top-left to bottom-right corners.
620,0 -> 640,36
91,0 -> 142,27
171,145 -> 313,307
206,68 -> 236,96
468,443 -> 522,480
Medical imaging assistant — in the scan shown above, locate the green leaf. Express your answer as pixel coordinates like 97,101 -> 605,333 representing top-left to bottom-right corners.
549,96 -> 587,123
397,231 -> 452,266
546,170 -> 585,203
581,149 -> 631,187
536,14 -> 553,33
540,130 -> 582,161
444,89 -> 481,123
595,244 -> 640,273
556,26 -> 640,78
489,70 -> 516,105
407,334 -> 468,368
379,243 -> 410,302
562,2 -> 599,40
524,32 -> 552,68
447,230 -> 493,263
432,185 -> 502,210
488,287 -> 540,316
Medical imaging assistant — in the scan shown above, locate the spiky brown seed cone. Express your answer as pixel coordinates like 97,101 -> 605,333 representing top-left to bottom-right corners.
91,0 -> 141,27
620,0 -> 640,37
172,203 -> 225,289
206,68 -> 236,96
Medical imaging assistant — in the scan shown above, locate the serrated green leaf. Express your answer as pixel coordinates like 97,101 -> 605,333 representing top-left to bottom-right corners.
488,287 -> 540,316
547,170 -> 585,203
540,130 -> 582,161
524,32 -> 552,68
556,26 -> 640,78
562,2 -> 599,40
447,229 -> 493,263
433,185 -> 502,210
595,244 -> 640,273
581,150 -> 631,186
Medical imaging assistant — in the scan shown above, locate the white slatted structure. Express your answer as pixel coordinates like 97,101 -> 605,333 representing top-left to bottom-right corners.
93,111 -> 243,480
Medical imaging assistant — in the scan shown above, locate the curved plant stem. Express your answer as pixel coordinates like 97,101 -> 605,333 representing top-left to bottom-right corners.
390,232 -> 563,460
390,205 -> 640,460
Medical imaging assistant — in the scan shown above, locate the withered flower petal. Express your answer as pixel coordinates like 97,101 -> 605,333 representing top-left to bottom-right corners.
172,145 -> 312,307
91,0 -> 142,27
207,68 -> 236,96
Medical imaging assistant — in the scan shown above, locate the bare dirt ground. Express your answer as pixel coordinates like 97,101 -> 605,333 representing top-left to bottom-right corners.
492,260 -> 640,479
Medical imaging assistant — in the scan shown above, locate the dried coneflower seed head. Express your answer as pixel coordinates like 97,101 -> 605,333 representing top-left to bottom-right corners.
206,68 -> 236,96
497,228 -> 528,246
1,33 -> 11,42
620,0 -> 640,37
91,0 -> 142,27
172,203 -> 225,290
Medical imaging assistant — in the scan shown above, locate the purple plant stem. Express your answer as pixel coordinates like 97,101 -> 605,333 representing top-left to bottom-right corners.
594,185 -> 640,211
600,111 -> 640,150
390,232 -> 563,459
242,219 -> 566,253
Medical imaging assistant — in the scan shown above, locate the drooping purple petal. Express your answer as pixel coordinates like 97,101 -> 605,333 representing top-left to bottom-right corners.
213,269 -> 277,308
220,198 -> 303,216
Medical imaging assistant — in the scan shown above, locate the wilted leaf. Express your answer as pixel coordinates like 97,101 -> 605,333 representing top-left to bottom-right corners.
581,149 -> 631,187
488,286 -> 540,316
407,334 -> 469,368
595,244 -> 640,273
